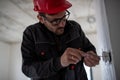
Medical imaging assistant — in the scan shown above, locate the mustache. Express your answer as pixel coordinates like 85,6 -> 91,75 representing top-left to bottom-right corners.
58,27 -> 64,29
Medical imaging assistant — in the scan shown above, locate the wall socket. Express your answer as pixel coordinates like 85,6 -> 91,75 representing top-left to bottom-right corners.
102,51 -> 112,63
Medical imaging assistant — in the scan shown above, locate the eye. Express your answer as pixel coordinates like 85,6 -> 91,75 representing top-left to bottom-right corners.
51,19 -> 61,25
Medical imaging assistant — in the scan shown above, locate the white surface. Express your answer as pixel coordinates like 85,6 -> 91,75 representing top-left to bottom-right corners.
0,42 -> 10,80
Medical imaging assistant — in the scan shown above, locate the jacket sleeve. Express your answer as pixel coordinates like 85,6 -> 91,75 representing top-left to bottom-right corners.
76,22 -> 96,53
21,27 -> 63,79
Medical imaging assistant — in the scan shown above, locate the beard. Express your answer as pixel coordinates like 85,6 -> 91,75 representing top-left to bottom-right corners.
55,27 -> 64,35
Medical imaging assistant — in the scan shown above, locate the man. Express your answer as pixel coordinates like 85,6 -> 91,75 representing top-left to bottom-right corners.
21,0 -> 100,80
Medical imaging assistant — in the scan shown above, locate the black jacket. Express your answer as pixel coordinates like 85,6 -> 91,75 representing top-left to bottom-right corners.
21,20 -> 96,80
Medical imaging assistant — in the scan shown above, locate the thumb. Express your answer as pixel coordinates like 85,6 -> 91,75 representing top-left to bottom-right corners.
78,48 -> 87,57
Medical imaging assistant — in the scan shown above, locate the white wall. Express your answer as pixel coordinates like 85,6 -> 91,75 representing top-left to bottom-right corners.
95,0 -> 116,80
0,41 -> 29,80
87,33 -> 102,80
9,42 -> 29,80
0,41 -> 10,80
104,0 -> 120,80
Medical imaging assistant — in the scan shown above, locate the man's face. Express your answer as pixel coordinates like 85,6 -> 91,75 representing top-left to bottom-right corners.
42,11 -> 70,35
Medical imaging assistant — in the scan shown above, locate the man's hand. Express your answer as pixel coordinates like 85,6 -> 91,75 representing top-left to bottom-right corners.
83,51 -> 100,67
60,48 -> 83,67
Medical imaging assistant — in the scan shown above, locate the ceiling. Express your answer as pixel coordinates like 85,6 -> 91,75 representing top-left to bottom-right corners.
0,0 -> 97,43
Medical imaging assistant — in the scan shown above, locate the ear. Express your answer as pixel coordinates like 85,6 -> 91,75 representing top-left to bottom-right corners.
37,14 -> 44,24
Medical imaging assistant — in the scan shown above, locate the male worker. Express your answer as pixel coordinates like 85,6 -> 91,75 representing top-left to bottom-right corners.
21,0 -> 100,80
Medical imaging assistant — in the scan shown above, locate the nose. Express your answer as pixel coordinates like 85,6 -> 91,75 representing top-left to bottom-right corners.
58,19 -> 66,27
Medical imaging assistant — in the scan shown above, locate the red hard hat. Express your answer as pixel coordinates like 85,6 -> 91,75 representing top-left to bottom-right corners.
33,0 -> 72,14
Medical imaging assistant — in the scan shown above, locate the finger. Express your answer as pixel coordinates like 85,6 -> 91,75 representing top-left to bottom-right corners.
69,49 -> 82,60
87,51 -> 96,55
86,51 -> 100,62
79,51 -> 87,57
72,56 -> 80,62
78,48 -> 86,57
85,58 -> 95,67
86,55 -> 99,64
88,54 -> 100,62
74,49 -> 85,59
68,56 -> 79,64
84,56 -> 99,66
84,58 -> 95,67
77,49 -> 87,57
